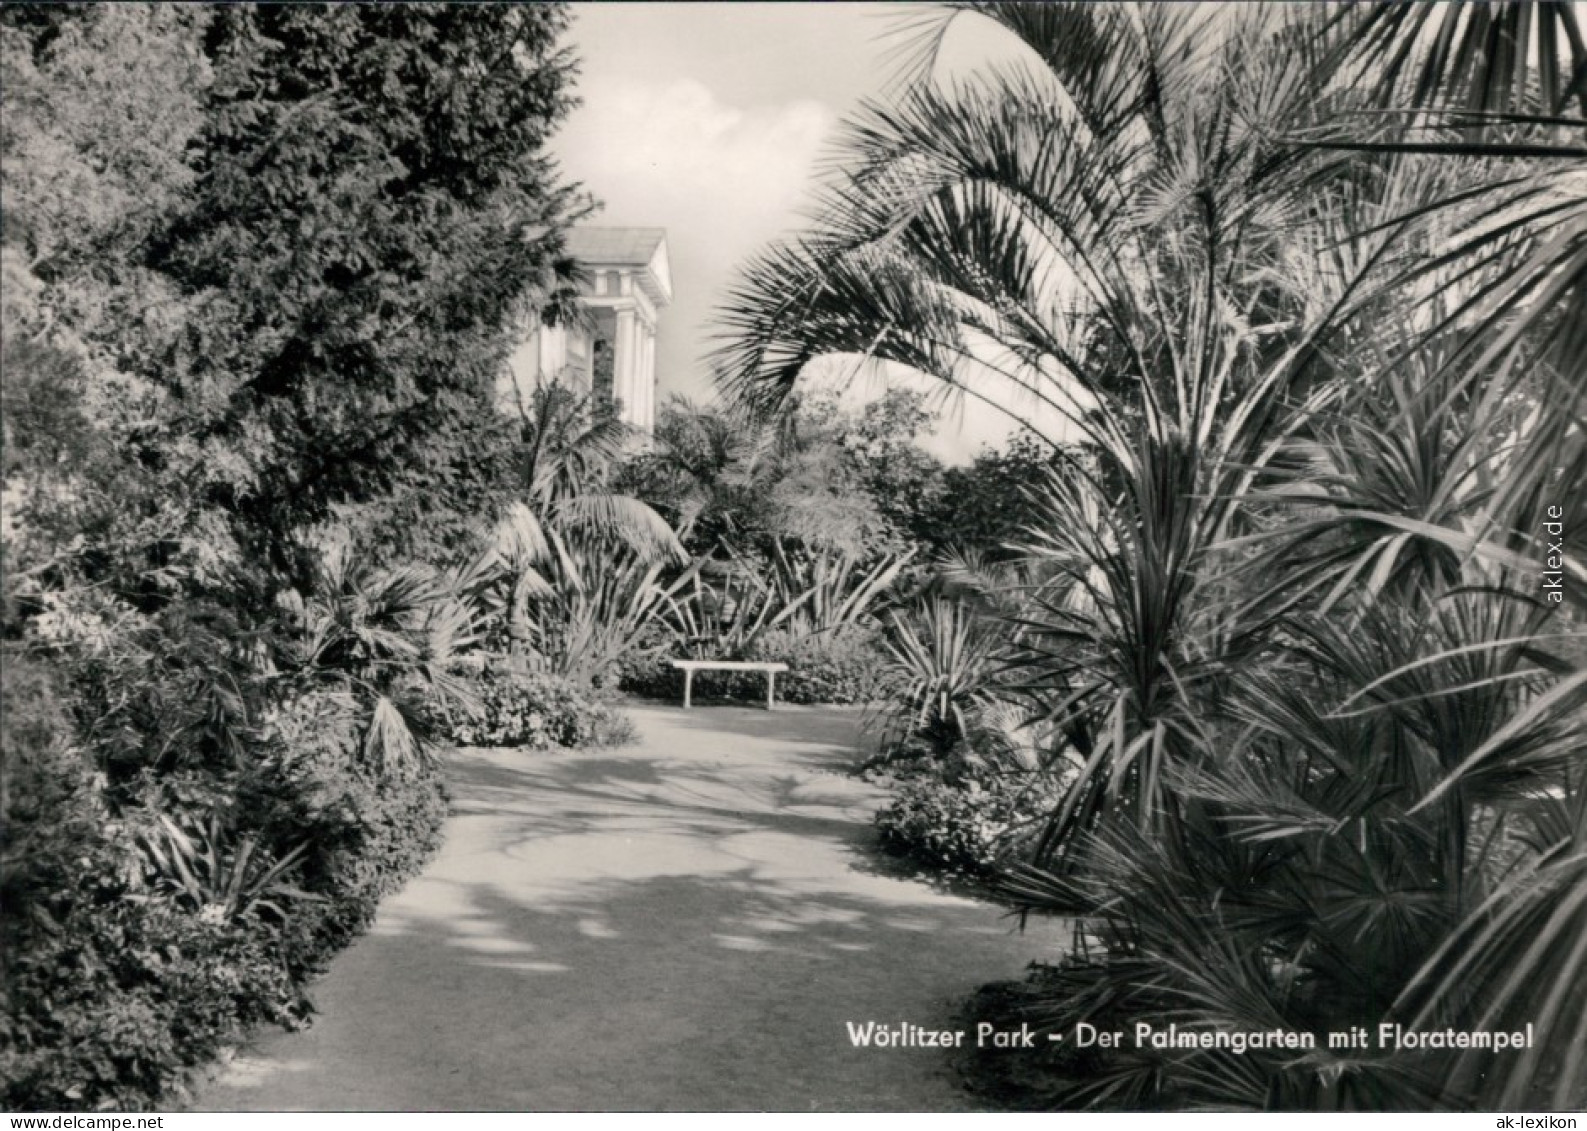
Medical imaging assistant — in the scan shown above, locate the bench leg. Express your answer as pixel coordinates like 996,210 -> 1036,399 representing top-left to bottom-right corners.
682,669 -> 693,710
766,670 -> 776,711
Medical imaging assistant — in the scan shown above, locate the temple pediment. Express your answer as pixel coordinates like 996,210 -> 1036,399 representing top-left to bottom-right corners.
567,227 -> 673,308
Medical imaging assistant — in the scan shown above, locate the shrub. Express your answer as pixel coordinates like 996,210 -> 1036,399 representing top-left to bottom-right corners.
1,651 -> 102,918
243,690 -> 451,976
271,761 -> 449,985
615,649 -> 684,700
874,763 -> 1060,879
0,681 -> 452,1111
751,625 -> 899,705
444,660 -> 635,749
875,596 -> 1006,748
2,875 -> 307,1110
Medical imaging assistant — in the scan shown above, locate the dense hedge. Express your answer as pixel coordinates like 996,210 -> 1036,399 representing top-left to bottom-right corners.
442,661 -> 636,749
1,650 -> 639,1110
0,667 -> 449,1111
3,870 -> 307,1109
620,625 -> 900,706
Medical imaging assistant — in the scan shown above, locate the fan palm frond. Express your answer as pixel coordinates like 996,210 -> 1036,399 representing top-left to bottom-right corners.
552,492 -> 687,565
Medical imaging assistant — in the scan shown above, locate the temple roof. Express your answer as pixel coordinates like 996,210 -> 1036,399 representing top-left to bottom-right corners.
566,227 -> 667,265
567,226 -> 672,308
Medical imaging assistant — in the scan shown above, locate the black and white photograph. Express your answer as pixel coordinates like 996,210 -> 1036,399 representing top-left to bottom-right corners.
2,1 -> 1584,1117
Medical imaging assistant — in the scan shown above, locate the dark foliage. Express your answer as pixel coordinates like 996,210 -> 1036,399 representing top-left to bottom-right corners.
712,0 -> 1586,1111
0,3 -> 586,1110
1,671 -> 450,1111
132,4 -> 584,575
923,434 -> 1060,562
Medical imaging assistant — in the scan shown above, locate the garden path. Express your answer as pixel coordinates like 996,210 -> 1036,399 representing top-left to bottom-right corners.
195,704 -> 1065,1112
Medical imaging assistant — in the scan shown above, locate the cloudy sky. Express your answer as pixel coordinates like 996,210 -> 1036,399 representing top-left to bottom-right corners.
552,3 -> 1025,462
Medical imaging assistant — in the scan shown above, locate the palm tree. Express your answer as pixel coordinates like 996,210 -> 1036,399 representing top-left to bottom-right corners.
1297,3 -> 1587,1109
635,393 -> 894,558
274,533 -> 479,773
718,1 -> 1402,858
715,2 -> 1585,1110
621,394 -> 913,666
464,380 -> 688,683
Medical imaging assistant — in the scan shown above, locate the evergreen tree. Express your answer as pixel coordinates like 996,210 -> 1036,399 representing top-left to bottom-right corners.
153,3 -> 589,571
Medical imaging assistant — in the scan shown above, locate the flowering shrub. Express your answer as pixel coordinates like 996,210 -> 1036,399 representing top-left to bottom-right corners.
874,767 -> 1060,878
752,626 -> 901,705
445,662 -> 635,749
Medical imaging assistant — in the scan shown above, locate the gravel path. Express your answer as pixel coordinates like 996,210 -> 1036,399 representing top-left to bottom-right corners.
195,704 -> 1065,1112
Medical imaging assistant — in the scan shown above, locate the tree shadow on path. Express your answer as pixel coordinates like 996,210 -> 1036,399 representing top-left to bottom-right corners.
197,705 -> 1064,1112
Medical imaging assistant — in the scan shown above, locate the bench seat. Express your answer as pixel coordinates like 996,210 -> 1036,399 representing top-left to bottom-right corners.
668,659 -> 790,709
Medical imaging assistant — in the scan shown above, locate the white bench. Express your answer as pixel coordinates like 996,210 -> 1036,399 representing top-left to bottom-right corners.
669,659 -> 790,710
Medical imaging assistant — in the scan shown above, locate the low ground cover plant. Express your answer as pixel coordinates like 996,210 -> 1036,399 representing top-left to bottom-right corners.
443,660 -> 635,749
873,761 -> 1060,879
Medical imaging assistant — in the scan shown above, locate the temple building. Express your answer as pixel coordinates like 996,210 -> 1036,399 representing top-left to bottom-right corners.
501,226 -> 672,433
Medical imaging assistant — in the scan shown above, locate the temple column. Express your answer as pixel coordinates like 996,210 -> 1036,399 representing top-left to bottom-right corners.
640,326 -> 656,431
630,312 -> 646,428
614,307 -> 638,425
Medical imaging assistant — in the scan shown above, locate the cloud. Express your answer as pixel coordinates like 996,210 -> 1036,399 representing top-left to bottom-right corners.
558,77 -> 830,256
